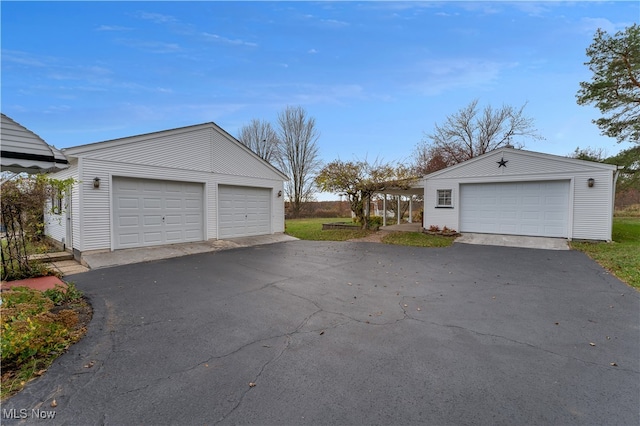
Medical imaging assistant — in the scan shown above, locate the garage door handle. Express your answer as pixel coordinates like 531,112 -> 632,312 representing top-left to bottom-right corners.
162,216 -> 165,222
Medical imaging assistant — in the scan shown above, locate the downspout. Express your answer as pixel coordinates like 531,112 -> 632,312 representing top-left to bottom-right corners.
611,166 -> 623,242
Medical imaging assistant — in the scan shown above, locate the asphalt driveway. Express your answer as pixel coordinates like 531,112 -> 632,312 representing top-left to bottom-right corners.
4,241 -> 639,425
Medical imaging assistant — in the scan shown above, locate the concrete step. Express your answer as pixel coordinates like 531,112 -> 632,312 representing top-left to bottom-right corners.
45,259 -> 90,277
30,252 -> 74,262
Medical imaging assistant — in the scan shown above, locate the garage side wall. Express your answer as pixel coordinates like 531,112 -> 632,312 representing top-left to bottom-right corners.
572,169 -> 614,240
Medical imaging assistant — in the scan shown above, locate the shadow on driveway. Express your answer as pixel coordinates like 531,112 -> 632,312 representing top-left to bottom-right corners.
3,241 -> 639,425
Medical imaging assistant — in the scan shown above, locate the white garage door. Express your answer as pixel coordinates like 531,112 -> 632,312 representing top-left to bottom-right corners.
460,181 -> 569,237
113,177 -> 204,249
218,185 -> 271,238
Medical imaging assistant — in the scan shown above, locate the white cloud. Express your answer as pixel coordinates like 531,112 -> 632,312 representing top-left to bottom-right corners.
407,58 -> 517,96
201,32 -> 258,47
578,17 -> 623,35
2,50 -> 46,67
118,39 -> 182,53
308,49 -> 318,54
136,12 -> 177,24
95,25 -> 132,32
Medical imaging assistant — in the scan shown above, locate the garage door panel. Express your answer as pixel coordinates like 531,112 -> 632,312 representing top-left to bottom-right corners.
113,177 -> 204,249
461,181 -> 568,238
218,185 -> 271,238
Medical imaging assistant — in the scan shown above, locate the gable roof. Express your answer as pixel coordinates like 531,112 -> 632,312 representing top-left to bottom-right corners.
63,121 -> 287,179
424,147 -> 617,180
0,113 -> 69,173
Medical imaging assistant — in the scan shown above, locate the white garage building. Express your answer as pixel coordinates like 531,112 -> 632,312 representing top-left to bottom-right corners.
45,122 -> 287,260
423,147 -> 619,241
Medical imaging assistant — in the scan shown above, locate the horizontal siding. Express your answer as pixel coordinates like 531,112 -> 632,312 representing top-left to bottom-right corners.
77,127 -> 212,172
432,149 -> 616,179
44,163 -> 79,248
572,170 -> 613,240
423,182 -> 459,231
211,131 -> 284,180
79,158 -> 284,251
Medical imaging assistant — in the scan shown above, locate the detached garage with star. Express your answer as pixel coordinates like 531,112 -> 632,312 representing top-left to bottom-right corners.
422,147 -> 619,241
44,122 -> 286,260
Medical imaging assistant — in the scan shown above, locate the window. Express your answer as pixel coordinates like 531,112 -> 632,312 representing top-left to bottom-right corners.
51,190 -> 64,215
436,189 -> 452,207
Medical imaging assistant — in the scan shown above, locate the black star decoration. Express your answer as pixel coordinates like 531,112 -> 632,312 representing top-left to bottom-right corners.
497,157 -> 508,168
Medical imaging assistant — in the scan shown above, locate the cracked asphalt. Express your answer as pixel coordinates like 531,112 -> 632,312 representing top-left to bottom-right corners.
4,241 -> 639,425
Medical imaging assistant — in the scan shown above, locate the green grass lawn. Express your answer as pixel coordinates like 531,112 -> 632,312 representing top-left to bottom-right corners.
571,217 -> 640,289
285,217 -> 373,241
285,217 -> 456,247
382,231 -> 455,247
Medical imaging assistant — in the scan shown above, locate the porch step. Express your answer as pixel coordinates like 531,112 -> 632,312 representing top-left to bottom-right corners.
47,259 -> 90,276
29,252 -> 74,262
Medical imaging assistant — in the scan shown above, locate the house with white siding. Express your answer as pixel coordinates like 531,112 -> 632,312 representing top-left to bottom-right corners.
45,122 -> 287,260
422,147 -> 619,241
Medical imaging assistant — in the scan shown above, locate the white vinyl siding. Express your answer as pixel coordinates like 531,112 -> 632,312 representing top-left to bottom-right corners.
218,185 -> 271,238
113,177 -> 204,249
423,148 -> 617,241
460,181 -> 569,237
44,123 -> 286,254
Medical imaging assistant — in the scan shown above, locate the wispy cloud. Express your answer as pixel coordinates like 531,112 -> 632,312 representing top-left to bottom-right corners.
308,49 -> 318,54
135,12 -> 177,24
578,17 -> 624,34
95,25 -> 132,32
117,39 -> 182,53
407,58 -> 516,96
2,50 -> 46,67
201,32 -> 258,47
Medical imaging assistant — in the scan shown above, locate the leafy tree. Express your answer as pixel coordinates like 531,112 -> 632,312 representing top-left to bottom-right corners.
414,99 -> 543,174
316,160 -> 416,229
1,175 -> 75,280
577,24 -> 640,143
569,146 -> 607,162
607,145 -> 639,194
237,119 -> 281,164
277,106 -> 322,218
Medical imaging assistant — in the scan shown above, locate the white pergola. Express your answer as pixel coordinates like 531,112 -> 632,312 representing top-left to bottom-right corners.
376,183 -> 424,227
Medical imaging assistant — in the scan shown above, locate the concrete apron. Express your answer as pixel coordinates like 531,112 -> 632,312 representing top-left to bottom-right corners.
81,234 -> 299,270
455,233 -> 570,250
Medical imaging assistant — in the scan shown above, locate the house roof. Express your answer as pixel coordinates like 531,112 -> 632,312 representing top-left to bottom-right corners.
0,113 -> 69,174
423,147 -> 618,180
62,121 -> 288,180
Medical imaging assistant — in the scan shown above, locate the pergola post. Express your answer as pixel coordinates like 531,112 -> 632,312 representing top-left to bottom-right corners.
383,194 -> 387,227
408,196 -> 413,223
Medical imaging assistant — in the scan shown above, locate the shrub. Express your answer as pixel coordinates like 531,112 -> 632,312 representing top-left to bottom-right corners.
0,285 -> 85,372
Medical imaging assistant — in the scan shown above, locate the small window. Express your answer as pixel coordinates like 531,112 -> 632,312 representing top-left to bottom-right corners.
51,190 -> 64,215
436,189 -> 452,208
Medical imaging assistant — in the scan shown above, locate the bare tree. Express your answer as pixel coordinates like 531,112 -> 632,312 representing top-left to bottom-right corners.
237,119 -> 281,164
277,106 -> 322,218
414,99 -> 543,174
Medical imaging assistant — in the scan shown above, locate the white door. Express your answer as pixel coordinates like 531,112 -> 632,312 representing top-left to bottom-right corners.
218,185 -> 271,238
460,181 -> 569,237
113,177 -> 204,249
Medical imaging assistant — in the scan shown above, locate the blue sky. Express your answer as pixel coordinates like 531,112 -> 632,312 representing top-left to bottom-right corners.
2,1 -> 638,197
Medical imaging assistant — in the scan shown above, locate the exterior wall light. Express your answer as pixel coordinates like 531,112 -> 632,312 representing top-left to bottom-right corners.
587,178 -> 595,188
93,177 -> 101,189
277,190 -> 282,197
